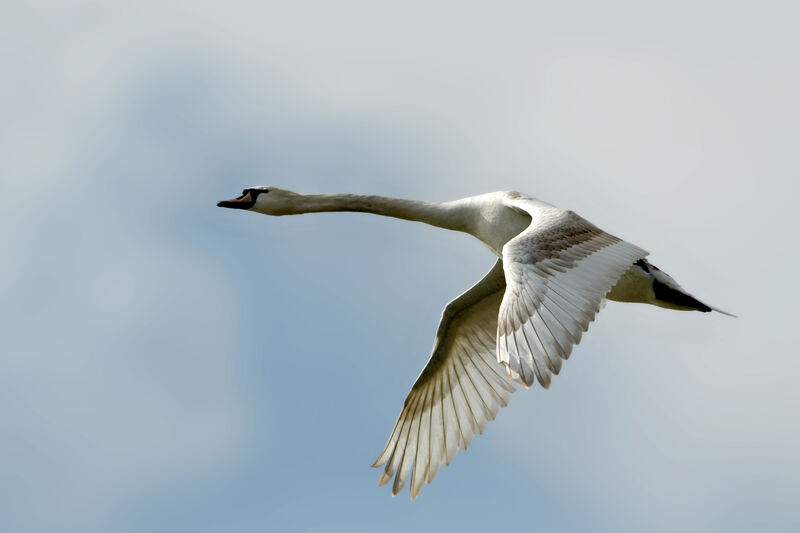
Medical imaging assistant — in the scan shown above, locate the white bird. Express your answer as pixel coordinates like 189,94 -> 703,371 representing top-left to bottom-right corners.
218,186 -> 732,499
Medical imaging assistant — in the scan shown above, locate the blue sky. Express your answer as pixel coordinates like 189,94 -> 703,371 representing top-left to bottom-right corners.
2,1 -> 799,532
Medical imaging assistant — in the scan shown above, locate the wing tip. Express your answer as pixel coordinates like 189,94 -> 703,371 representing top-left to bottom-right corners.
378,470 -> 392,486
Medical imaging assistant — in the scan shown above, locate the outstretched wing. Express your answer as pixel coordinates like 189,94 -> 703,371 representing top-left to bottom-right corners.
497,201 -> 648,388
373,260 -> 518,499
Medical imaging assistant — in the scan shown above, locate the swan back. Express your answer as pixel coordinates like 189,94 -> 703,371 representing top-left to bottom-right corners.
462,191 -> 552,256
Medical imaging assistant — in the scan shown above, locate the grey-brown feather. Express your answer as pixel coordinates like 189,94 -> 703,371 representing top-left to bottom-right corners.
497,209 -> 649,387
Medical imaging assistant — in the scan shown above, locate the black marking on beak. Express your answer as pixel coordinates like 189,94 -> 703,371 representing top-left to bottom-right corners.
217,189 -> 256,210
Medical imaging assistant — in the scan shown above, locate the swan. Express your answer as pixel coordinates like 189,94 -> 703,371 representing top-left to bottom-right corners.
218,186 -> 732,499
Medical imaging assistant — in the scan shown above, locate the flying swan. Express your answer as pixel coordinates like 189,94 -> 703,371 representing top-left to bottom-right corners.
218,187 -> 732,499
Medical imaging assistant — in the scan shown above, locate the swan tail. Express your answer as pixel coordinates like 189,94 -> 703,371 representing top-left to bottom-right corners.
648,266 -> 736,317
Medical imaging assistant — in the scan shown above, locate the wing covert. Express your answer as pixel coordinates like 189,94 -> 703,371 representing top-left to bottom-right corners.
497,206 -> 648,388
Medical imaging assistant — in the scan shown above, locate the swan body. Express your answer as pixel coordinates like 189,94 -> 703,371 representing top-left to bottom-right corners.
218,186 -> 731,498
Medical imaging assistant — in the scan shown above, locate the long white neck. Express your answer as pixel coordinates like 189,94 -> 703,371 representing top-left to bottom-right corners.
275,193 -> 474,234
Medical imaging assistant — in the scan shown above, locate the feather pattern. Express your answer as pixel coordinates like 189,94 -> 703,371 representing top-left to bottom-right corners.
497,200 -> 649,387
372,260 -> 518,499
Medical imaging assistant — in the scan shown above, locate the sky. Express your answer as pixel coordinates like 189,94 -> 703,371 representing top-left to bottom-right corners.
2,1 -> 799,532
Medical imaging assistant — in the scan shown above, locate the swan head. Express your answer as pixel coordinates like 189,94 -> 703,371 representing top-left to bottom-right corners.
217,186 -> 301,215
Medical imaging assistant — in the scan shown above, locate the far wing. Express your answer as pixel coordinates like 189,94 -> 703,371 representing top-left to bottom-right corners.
372,259 -> 518,499
498,204 -> 648,388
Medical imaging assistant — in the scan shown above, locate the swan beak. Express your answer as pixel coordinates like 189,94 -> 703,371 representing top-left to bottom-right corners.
217,191 -> 255,210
